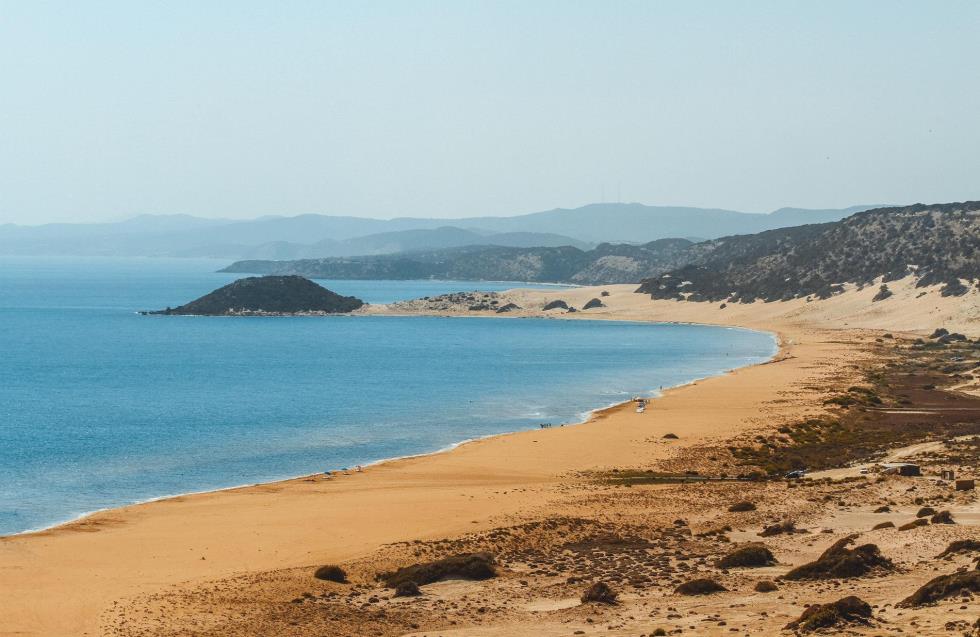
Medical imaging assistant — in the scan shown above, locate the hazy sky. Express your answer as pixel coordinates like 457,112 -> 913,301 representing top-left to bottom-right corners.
1,1 -> 978,225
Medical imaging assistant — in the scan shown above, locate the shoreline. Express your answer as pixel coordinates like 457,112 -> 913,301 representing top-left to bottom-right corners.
2,280 -> 976,636
4,321 -> 779,539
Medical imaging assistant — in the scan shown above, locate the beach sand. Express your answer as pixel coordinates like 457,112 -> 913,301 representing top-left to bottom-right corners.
1,279 -> 978,636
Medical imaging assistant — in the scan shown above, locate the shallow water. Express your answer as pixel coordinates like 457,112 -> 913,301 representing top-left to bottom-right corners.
0,257 -> 776,535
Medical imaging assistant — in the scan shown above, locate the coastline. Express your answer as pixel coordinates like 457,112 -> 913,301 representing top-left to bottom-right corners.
4,321 -> 779,540
1,280 -> 977,636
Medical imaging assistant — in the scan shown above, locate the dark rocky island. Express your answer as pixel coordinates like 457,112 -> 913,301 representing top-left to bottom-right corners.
145,275 -> 364,316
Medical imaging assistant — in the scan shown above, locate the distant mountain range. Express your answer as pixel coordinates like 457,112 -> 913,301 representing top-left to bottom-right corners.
0,203 -> 877,258
175,227 -> 594,259
223,202 -> 980,288
221,239 -> 695,284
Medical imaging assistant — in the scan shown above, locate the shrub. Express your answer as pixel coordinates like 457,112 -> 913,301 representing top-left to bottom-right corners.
583,298 -> 605,310
786,596 -> 872,632
940,280 -> 968,297
717,543 -> 776,568
872,284 -> 893,302
580,581 -> 617,604
937,539 -> 980,558
675,578 -> 727,595
899,570 -> 980,607
394,581 -> 421,597
313,565 -> 348,583
759,520 -> 796,537
782,536 -> 892,580
379,552 -> 496,588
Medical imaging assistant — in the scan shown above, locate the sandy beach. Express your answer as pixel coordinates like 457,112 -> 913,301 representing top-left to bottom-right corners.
2,279 -> 978,636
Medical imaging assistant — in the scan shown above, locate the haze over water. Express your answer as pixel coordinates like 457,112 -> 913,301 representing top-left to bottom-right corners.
0,257 -> 776,535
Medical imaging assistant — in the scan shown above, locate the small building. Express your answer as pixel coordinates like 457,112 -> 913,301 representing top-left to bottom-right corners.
955,479 -> 975,491
880,462 -> 921,477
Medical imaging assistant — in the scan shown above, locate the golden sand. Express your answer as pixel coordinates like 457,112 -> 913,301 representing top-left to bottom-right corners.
1,280 -> 977,635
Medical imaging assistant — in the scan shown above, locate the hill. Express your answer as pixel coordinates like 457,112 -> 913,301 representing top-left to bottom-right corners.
225,202 -> 980,288
221,238 -> 698,285
442,202 -> 875,243
182,227 -> 594,260
636,201 -> 980,302
146,276 -> 364,316
0,203 -> 875,258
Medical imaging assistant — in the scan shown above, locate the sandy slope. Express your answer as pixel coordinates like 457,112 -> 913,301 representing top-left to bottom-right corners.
0,280 -> 977,636
368,275 -> 980,337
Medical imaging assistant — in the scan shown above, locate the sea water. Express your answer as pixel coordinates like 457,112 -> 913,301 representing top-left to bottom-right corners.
0,257 -> 776,535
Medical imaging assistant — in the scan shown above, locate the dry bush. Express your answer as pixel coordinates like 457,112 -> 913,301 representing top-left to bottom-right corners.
313,565 -> 347,583
675,578 -> 727,595
759,520 -> 796,537
580,581 -> 618,605
937,539 -> 980,558
717,543 -> 776,568
379,552 -> 496,588
782,536 -> 892,581
899,570 -> 980,607
786,596 -> 872,632
393,581 -> 421,597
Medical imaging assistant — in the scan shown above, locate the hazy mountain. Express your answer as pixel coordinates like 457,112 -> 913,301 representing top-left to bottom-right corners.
435,203 -> 877,243
0,203 -> 878,258
175,227 -> 593,260
221,238 -> 699,285
223,202 -> 979,287
637,201 -> 980,302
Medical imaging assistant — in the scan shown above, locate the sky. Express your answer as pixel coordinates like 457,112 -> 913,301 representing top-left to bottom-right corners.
0,1 -> 978,225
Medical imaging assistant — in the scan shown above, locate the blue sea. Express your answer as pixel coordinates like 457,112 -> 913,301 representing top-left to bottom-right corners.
0,257 -> 776,536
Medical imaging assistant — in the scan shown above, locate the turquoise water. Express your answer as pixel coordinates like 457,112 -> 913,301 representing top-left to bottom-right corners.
0,257 -> 776,536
